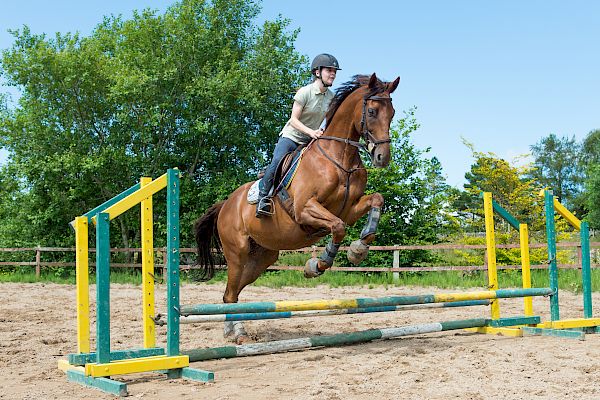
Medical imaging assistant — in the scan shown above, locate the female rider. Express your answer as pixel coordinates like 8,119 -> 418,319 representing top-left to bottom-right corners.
256,53 -> 341,217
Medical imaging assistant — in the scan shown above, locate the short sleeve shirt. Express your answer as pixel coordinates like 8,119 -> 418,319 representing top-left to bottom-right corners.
280,82 -> 334,145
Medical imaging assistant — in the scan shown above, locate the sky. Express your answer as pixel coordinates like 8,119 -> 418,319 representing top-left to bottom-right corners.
1,1 -> 599,187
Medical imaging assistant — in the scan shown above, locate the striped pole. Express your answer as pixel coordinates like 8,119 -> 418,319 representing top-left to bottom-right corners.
180,288 -> 553,316
184,318 -> 488,362
176,300 -> 491,324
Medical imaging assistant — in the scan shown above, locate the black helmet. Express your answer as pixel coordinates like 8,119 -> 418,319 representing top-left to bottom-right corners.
311,53 -> 341,74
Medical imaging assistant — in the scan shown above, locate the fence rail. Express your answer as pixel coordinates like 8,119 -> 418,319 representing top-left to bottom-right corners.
2,242 -> 600,278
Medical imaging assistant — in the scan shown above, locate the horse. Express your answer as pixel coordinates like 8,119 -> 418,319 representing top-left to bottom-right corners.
194,73 -> 400,343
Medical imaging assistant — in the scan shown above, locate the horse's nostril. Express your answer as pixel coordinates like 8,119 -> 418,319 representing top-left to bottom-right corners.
377,153 -> 383,162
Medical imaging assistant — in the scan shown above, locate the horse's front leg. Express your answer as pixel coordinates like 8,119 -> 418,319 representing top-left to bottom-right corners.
296,198 -> 347,278
344,193 -> 384,265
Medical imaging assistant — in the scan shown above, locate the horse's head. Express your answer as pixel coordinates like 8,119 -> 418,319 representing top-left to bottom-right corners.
357,73 -> 400,168
325,73 -> 400,168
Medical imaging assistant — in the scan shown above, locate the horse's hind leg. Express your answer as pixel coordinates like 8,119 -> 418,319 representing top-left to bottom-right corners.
222,237 -> 279,344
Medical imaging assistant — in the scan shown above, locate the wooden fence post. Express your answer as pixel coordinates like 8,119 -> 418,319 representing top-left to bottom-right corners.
392,250 -> 399,283
36,247 -> 41,279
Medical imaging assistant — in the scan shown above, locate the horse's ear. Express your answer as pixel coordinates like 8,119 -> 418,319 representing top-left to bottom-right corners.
388,77 -> 400,93
368,73 -> 378,88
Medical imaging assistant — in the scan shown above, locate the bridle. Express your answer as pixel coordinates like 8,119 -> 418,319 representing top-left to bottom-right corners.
359,95 -> 393,153
312,92 -> 393,216
318,94 -> 393,156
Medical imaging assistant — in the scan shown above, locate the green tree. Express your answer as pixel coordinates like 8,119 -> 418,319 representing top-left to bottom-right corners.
453,148 -> 550,266
460,147 -> 543,232
585,165 -> 600,229
582,129 -> 600,228
582,129 -> 600,166
0,0 -> 307,248
340,109 -> 458,267
529,134 -> 583,211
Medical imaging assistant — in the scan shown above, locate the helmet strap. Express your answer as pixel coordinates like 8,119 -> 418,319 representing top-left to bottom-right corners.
318,67 -> 332,88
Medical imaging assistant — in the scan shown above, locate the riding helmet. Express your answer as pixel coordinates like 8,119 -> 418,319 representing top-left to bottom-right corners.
311,53 -> 341,74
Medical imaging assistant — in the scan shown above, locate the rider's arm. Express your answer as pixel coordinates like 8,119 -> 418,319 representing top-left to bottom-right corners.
289,101 -> 323,140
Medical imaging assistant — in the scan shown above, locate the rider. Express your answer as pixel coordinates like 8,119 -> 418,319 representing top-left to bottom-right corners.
256,53 -> 341,217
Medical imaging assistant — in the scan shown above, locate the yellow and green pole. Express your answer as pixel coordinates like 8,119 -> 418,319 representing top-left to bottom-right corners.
483,192 -> 500,319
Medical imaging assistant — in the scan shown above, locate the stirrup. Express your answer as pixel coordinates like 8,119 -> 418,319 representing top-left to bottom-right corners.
255,196 -> 274,217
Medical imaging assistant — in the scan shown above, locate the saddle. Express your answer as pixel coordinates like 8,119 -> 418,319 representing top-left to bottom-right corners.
250,145 -> 328,237
272,145 -> 305,191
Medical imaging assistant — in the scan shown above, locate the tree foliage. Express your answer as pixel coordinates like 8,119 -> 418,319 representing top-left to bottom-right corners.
529,133 -> 583,212
459,148 -> 544,232
340,109 -> 458,267
0,0 -> 308,247
582,130 -> 600,229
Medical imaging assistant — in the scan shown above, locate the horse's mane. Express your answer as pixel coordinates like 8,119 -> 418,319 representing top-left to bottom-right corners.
325,74 -> 388,128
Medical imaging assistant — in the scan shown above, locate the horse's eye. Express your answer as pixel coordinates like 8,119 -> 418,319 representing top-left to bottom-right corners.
368,108 -> 376,117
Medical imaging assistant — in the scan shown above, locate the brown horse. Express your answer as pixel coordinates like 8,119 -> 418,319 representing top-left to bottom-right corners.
194,73 -> 400,342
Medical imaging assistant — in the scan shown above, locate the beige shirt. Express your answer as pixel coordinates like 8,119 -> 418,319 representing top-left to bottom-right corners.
280,81 -> 334,145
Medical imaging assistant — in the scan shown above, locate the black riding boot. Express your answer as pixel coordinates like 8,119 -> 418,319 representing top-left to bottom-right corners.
256,191 -> 273,217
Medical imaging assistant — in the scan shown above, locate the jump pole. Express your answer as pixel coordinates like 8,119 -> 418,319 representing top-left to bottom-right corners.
183,318 -> 490,362
168,300 -> 491,324
183,314 -> 553,361
180,288 -> 553,316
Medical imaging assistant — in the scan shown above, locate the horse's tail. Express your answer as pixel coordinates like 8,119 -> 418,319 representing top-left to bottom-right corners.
193,201 -> 225,281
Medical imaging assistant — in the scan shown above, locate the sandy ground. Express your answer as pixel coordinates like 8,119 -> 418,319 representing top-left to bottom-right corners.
1,282 -> 600,400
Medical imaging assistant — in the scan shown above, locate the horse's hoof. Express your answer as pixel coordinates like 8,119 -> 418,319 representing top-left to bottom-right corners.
348,240 -> 369,265
304,257 -> 323,278
236,335 -> 252,345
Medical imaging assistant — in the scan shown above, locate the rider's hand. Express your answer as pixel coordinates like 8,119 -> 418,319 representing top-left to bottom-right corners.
311,128 -> 324,139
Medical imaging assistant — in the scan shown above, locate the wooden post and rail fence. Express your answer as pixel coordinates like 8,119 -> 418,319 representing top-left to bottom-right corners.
1,242 -> 599,279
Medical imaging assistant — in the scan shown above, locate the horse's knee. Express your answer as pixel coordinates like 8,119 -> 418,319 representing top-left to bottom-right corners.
331,219 -> 346,242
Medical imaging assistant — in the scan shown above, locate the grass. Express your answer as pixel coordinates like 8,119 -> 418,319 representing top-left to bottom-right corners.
3,266 -> 600,294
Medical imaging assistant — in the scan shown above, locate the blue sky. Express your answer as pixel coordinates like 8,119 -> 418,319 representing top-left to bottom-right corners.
1,1 -> 599,187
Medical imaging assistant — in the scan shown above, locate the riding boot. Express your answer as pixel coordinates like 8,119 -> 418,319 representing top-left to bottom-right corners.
256,191 -> 273,217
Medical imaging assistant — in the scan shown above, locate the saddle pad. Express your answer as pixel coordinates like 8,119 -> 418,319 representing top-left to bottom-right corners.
247,180 -> 260,204
247,180 -> 274,204
280,148 -> 305,190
